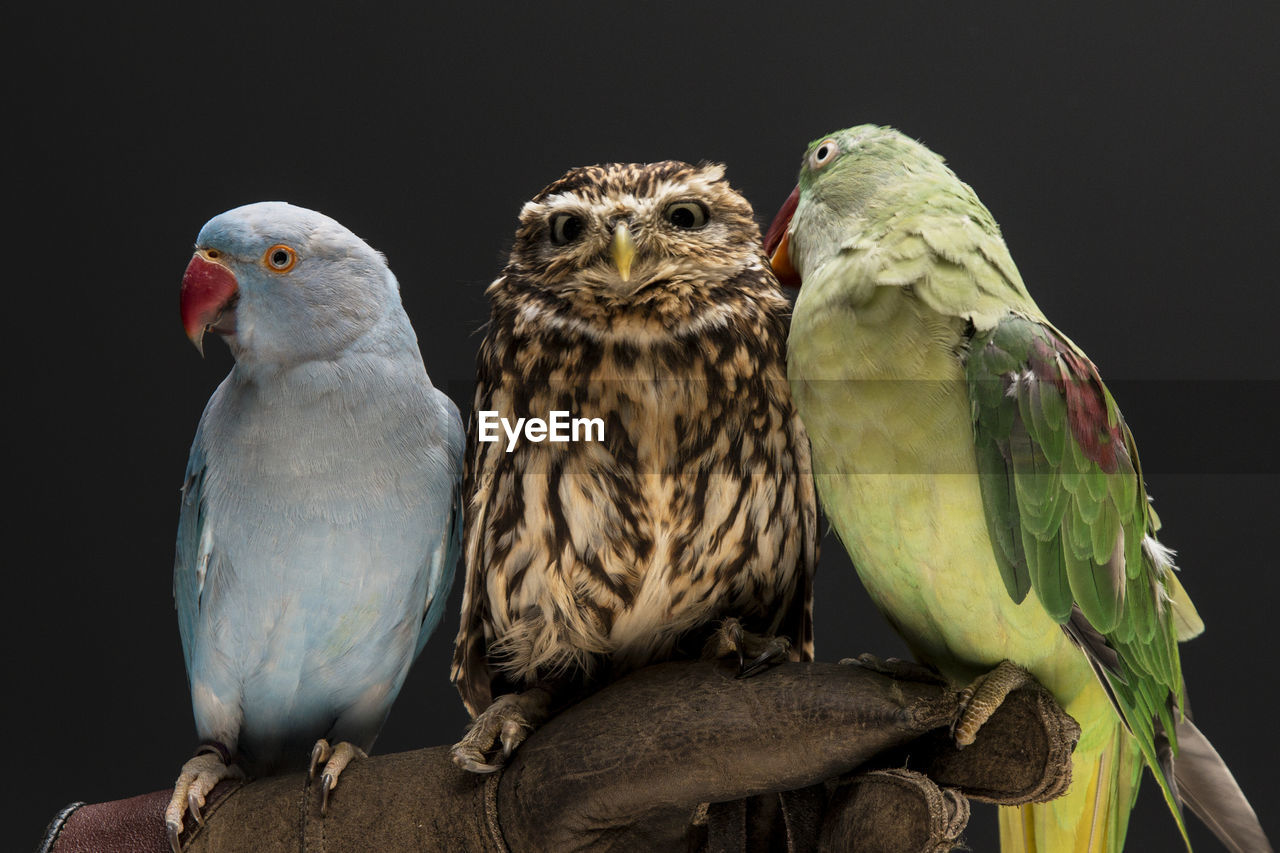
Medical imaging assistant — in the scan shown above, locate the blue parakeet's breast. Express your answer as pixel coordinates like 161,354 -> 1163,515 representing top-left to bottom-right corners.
184,364 -> 460,768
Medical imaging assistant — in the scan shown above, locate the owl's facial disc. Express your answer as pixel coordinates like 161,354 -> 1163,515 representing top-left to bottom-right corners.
514,162 -> 762,304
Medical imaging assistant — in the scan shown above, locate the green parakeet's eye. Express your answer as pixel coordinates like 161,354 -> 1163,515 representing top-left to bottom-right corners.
809,139 -> 839,169
550,213 -> 584,245
664,200 -> 709,229
264,244 -> 298,272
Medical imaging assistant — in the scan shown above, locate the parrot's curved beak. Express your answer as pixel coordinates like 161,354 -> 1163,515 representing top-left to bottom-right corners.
611,221 -> 636,283
181,251 -> 239,356
764,186 -> 801,288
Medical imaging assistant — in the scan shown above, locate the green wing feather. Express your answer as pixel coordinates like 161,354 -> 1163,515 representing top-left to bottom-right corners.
966,313 -> 1195,842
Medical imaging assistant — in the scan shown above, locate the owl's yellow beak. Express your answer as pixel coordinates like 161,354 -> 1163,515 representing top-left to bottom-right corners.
611,221 -> 635,282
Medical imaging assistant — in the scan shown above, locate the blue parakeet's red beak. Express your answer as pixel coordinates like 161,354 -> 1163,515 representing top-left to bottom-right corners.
181,252 -> 238,355
764,186 -> 800,288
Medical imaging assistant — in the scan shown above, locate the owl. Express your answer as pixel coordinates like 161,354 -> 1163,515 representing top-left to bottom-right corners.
450,161 -> 818,772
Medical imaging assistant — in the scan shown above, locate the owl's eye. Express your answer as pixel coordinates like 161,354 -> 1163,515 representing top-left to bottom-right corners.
664,201 -> 709,229
550,214 -> 584,245
810,139 -> 839,169
264,244 -> 298,272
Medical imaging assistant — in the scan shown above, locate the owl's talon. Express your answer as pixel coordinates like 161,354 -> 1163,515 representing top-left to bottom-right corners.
452,689 -> 551,773
451,742 -> 504,773
737,636 -> 792,679
702,617 -> 792,678
500,717 -> 530,758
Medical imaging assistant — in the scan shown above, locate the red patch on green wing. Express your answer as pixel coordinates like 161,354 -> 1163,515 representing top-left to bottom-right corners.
1029,335 -> 1122,473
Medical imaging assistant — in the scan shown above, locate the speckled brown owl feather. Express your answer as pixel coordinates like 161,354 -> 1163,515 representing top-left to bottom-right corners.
451,161 -> 818,718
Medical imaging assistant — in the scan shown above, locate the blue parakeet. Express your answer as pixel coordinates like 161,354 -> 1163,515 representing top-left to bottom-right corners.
165,202 -> 463,849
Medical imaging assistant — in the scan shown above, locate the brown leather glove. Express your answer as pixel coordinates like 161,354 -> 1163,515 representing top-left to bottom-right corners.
38,660 -> 1079,853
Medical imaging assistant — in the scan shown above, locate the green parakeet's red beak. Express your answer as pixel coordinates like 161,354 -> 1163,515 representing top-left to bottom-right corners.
764,186 -> 800,288
181,251 -> 239,356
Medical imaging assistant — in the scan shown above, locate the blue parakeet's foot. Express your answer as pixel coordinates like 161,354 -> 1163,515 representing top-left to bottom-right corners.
701,617 -> 793,679
952,660 -> 1033,748
308,739 -> 367,815
452,688 -> 552,774
164,748 -> 243,852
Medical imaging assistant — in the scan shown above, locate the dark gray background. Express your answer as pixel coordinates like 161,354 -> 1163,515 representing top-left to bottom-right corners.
9,1 -> 1278,848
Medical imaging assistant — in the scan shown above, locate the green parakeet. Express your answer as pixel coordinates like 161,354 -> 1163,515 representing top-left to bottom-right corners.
765,125 -> 1270,853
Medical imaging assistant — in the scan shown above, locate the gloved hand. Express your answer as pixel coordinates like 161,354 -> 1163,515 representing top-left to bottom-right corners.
39,659 -> 1079,853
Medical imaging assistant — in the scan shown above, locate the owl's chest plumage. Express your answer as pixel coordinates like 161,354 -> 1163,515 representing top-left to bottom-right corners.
466,286 -> 812,685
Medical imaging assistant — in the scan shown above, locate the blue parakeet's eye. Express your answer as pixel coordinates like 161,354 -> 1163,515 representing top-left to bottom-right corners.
809,140 -> 839,169
264,244 -> 298,272
664,201 -> 709,229
550,214 -> 584,245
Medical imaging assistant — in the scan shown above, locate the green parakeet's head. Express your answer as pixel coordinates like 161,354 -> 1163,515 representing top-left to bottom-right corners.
764,124 -> 981,288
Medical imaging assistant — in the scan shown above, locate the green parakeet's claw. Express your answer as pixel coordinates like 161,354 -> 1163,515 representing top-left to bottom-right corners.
952,660 -> 1033,747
